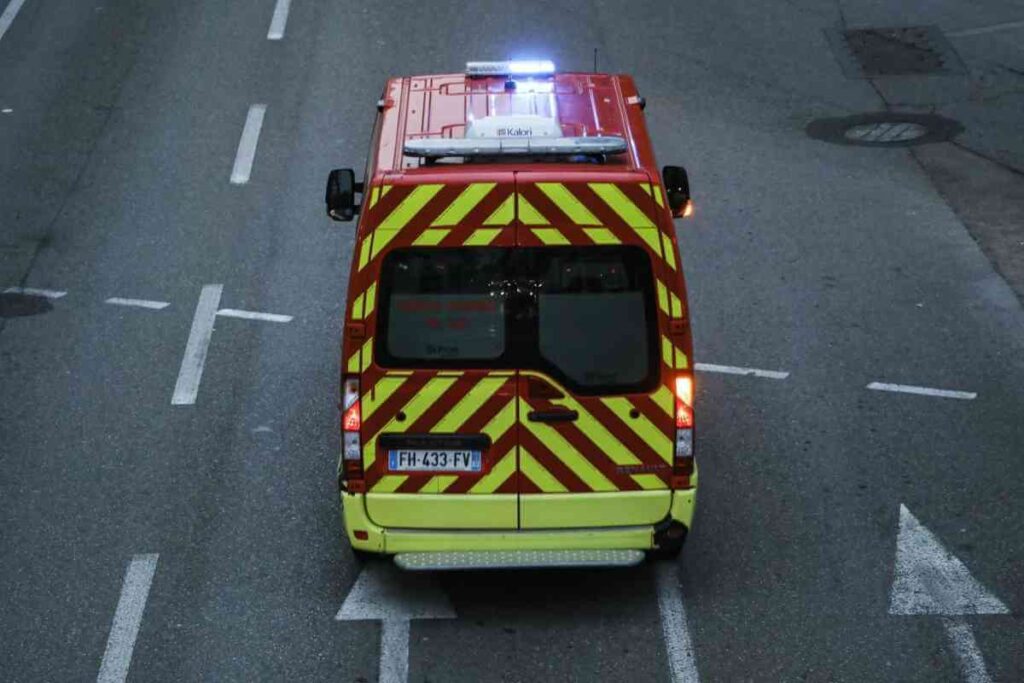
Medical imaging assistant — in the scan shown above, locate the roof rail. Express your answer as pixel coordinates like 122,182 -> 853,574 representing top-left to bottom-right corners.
403,136 -> 627,160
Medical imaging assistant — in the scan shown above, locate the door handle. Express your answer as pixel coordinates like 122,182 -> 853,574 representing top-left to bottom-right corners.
527,409 -> 578,423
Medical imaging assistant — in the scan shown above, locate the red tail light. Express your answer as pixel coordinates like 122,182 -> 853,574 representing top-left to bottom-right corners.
672,374 -> 694,489
340,375 -> 364,491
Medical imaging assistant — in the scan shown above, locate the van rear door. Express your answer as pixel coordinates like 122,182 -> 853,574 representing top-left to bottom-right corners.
514,174 -> 681,529
352,176 -> 520,530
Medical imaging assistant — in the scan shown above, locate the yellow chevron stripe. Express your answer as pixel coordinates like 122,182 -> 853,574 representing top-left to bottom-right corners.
371,474 -> 408,493
651,185 -> 665,207
674,343 -> 689,370
381,185 -> 392,197
463,228 -> 501,246
661,232 -> 677,270
346,346 -> 361,373
360,336 -> 374,373
546,394 -> 641,466
536,183 -> 599,225
520,448 -> 568,493
369,184 -> 445,260
362,375 -> 409,421
656,280 -> 669,316
369,186 -> 381,209
601,397 -> 673,463
431,183 -> 496,226
588,183 -> 655,228
518,195 -> 548,226
652,384 -> 674,418
661,335 -> 673,368
531,228 -> 569,245
358,237 -> 373,271
363,433 -> 378,468
484,195 -> 515,226
469,448 -> 516,494
519,399 -> 616,491
384,376 -> 459,435
669,291 -> 682,318
432,376 -> 508,433
412,229 -> 450,246
364,282 -> 377,318
351,291 -> 365,320
631,473 -> 668,490
481,400 -> 516,442
583,227 -> 621,245
425,474 -> 459,494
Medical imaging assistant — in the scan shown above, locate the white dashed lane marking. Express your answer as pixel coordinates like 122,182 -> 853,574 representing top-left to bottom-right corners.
171,284 -> 223,406
230,104 -> 267,185
3,286 -> 67,298
105,297 -> 170,310
267,0 -> 291,40
867,382 -> 977,400
216,308 -> 292,323
97,554 -> 159,683
694,362 -> 789,380
0,0 -> 29,44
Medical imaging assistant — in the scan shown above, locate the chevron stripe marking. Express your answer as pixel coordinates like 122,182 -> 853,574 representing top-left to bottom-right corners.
536,182 -> 599,225
431,183 -> 496,226
520,448 -> 568,493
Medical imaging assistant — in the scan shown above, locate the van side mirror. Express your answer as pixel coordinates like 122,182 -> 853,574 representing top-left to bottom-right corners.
661,165 -> 692,218
325,169 -> 362,222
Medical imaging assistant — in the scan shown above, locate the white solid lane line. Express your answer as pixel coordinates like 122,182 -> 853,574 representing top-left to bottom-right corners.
230,104 -> 267,185
655,563 -> 700,683
867,382 -> 977,400
694,362 -> 789,380
4,286 -> 67,298
216,308 -> 293,323
97,554 -> 159,683
172,284 -> 222,406
0,0 -> 29,44
105,297 -> 170,310
266,0 -> 291,40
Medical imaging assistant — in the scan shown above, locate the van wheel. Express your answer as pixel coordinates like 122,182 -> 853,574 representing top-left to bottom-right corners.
351,548 -> 379,565
647,540 -> 684,561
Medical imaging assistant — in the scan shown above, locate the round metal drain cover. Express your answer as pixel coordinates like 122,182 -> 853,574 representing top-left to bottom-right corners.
806,112 -> 962,147
844,121 -> 928,143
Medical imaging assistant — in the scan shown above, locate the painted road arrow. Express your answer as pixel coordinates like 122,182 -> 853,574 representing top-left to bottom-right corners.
336,562 -> 455,683
889,504 -> 1009,683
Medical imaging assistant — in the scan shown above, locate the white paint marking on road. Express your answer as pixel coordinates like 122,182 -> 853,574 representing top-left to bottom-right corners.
105,297 -> 170,310
942,617 -> 994,683
4,286 -> 66,298
655,563 -> 700,683
867,382 -> 977,400
694,362 -> 789,380
97,554 -> 159,683
216,308 -> 292,323
0,0 -> 29,44
171,284 -> 222,406
889,505 -> 1006,683
1,107 -> 12,114
230,104 -> 267,185
948,20 -> 1024,37
889,505 -> 1008,616
336,562 -> 455,683
266,0 -> 291,40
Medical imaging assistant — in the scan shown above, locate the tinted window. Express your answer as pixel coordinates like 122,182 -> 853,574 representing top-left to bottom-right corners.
376,246 -> 658,394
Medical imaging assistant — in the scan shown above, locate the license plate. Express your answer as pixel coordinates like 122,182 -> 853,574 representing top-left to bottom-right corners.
387,449 -> 482,473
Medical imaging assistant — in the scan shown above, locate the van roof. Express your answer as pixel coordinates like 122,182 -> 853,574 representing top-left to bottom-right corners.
372,72 -> 658,178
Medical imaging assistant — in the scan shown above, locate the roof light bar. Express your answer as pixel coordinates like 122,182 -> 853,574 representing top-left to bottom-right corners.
466,60 -> 556,77
403,136 -> 627,159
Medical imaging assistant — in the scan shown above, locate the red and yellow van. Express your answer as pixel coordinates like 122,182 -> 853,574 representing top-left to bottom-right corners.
325,61 -> 697,570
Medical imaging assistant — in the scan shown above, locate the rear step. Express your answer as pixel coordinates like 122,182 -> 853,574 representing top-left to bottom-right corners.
394,549 -> 644,571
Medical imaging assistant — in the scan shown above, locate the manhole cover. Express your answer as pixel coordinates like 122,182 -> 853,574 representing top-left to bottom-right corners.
825,25 -> 965,78
806,112 -> 963,148
0,292 -> 53,318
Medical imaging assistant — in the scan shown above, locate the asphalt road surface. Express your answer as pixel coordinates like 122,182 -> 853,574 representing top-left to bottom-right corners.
2,1 -> 1022,681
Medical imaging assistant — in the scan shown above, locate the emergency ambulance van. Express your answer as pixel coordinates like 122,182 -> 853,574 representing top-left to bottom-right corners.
325,61 -> 696,570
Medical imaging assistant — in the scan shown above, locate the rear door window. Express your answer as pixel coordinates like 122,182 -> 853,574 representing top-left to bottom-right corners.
376,246 -> 658,394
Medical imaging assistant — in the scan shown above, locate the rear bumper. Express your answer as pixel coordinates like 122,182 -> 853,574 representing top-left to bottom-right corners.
340,489 -> 697,555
